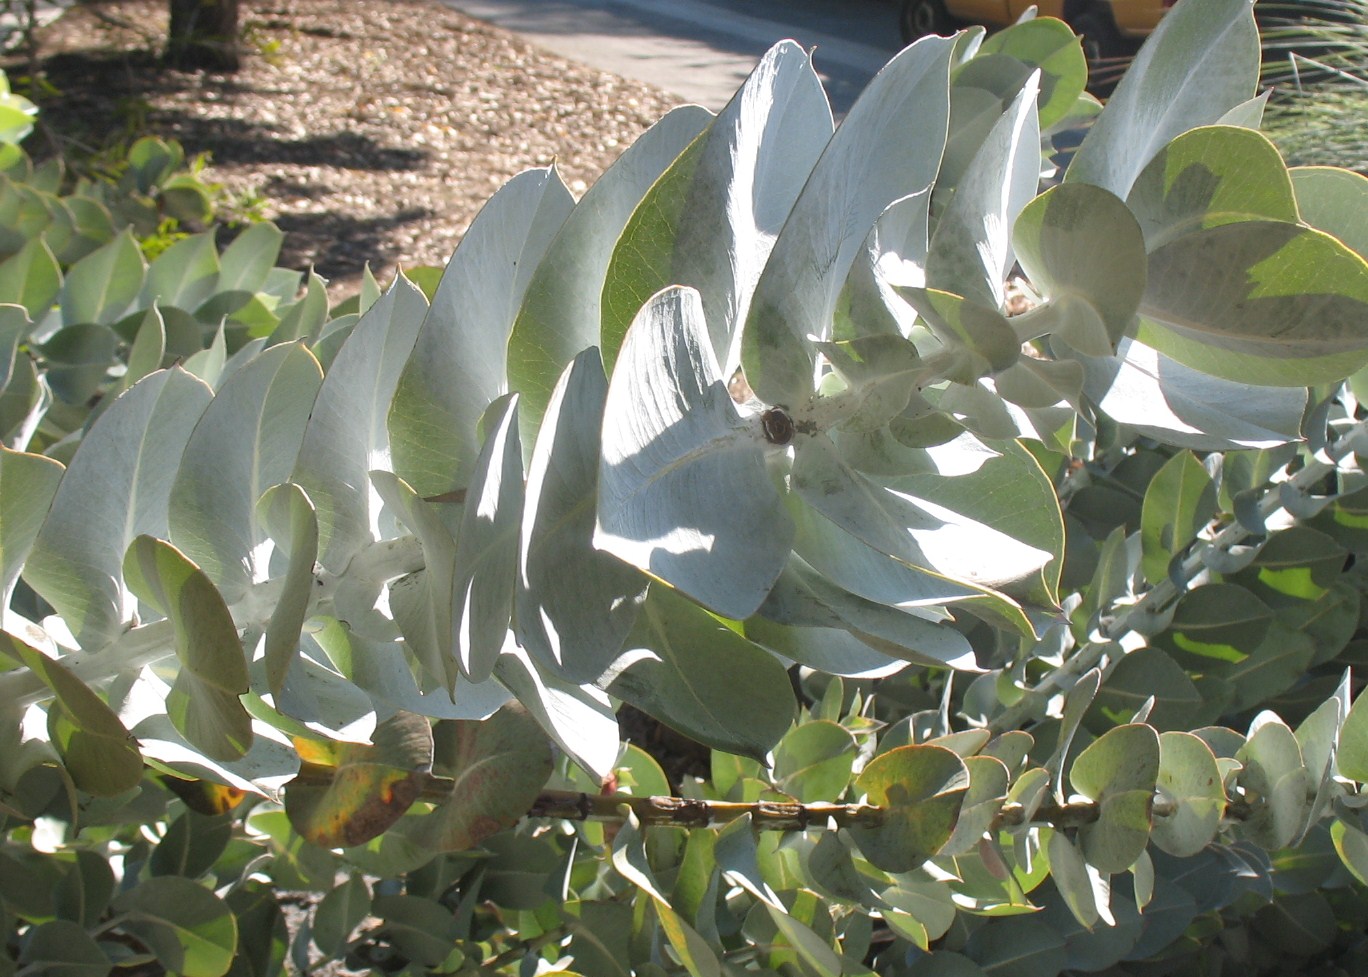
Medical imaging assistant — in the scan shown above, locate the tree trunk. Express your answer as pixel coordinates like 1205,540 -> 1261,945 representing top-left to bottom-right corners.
166,0 -> 241,72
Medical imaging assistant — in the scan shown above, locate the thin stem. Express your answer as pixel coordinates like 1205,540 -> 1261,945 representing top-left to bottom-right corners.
989,414 -> 1368,734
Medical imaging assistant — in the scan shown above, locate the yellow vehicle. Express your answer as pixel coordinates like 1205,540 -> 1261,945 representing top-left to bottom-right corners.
897,0 -> 1173,62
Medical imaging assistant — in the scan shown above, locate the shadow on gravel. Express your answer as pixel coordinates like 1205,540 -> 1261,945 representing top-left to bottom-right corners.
275,206 -> 434,283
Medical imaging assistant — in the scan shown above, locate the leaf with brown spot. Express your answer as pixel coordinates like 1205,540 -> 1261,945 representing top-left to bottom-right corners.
284,712 -> 434,848
402,703 -> 553,852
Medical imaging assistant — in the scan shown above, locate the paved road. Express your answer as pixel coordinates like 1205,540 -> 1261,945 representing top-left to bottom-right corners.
441,0 -> 905,114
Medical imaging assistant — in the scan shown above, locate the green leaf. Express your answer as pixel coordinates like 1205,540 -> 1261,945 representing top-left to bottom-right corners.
793,433 -> 1058,605
142,230 -> 221,313
517,349 -> 647,683
405,704 -> 552,851
1139,450 -> 1217,583
217,221 -> 284,293
1089,647 -> 1204,732
291,275 -> 427,572
1069,723 -> 1160,873
605,584 -> 794,761
898,288 -> 1020,381
1126,126 -> 1299,251
1330,818 -> 1368,885
370,894 -> 460,968
169,342 -> 323,602
1156,584 -> 1271,664
285,712 -> 433,848
113,876 -> 238,977
58,226 -> 145,326
964,914 -> 1066,977
601,43 -> 830,376
764,903 -> 844,977
123,534 -> 252,761
0,445 -> 62,599
941,755 -> 1011,857
16,919 -> 111,977
596,286 -> 793,620
149,810 -> 232,880
742,34 -> 955,406
1236,714 -> 1311,850
507,104 -> 710,433
1290,166 -> 1368,262
257,482 -> 320,700
847,744 -> 969,873
1135,221 -> 1368,387
267,268 -> 327,345
976,17 -> 1086,130
1075,337 -> 1306,450
926,78 -> 1040,310
0,631 -> 142,795
495,647 -> 619,781
1065,0 -> 1260,198
1013,183 -> 1146,356
1047,830 -> 1104,930
312,874 -> 371,959
389,166 -> 571,496
451,393 -> 523,685
1339,686 -> 1368,782
25,368 -> 211,650
1152,731 -> 1225,856
772,720 -> 857,803
0,236 -> 60,318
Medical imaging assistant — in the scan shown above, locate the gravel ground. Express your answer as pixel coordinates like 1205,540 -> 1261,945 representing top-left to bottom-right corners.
14,0 -> 688,298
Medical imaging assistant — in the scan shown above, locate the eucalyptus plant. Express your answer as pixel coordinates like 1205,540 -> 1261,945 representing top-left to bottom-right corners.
4,0 -> 1368,973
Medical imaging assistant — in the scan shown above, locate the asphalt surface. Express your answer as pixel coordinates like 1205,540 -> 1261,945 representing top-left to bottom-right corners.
440,0 -> 907,113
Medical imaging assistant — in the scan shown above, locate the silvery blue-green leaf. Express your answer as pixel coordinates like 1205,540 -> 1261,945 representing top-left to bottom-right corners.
596,286 -> 792,621
1140,450 -> 1217,584
0,303 -> 28,393
0,445 -> 62,602
1070,723 -> 1160,873
1065,0 -> 1259,198
1295,675 -> 1348,827
1048,830 -> 1103,930
975,17 -> 1086,130
291,275 -> 427,572
0,350 -> 49,451
757,554 -> 978,670
0,237 -> 59,319
308,619 -> 510,722
1075,338 -> 1305,449
744,615 -> 909,679
370,474 -> 459,690
1290,166 -> 1368,261
25,369 -> 211,650
389,167 -> 572,497
169,343 -> 323,603
793,433 -> 1059,604
140,231 -> 220,313
940,755 -> 1010,857
451,394 -> 523,685
1125,126 -> 1299,252
743,34 -> 955,406
834,191 -> 930,344
15,919 -> 111,976
1237,713 -> 1312,849
181,322 -> 227,388
113,305 -> 167,400
1013,183 -> 1146,356
123,535 -> 252,761
1216,91 -> 1269,129
517,349 -> 646,682
506,104 -> 711,435
257,483 -> 320,701
603,584 -> 794,762
58,227 -> 145,327
268,269 -> 328,345
39,322 -> 119,404
217,221 -> 284,293
259,650 -> 376,742
1153,730 -> 1225,856
1049,668 -> 1101,801
789,494 -> 1034,636
601,42 -> 831,376
927,75 -> 1040,309
1134,221 -> 1368,386
495,642 -> 618,781
899,288 -> 1020,382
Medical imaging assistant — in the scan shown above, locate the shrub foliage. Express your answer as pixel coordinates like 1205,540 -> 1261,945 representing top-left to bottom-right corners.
4,0 -> 1368,974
